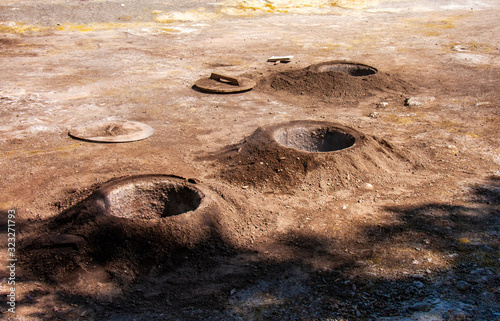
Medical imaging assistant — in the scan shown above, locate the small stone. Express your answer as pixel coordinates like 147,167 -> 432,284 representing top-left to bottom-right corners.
361,183 -> 374,190
404,96 -> 435,107
443,308 -> 469,320
368,112 -> 380,118
456,280 -> 470,291
377,101 -> 389,108
408,301 -> 433,311
242,186 -> 249,189
413,281 -> 425,289
452,44 -> 469,52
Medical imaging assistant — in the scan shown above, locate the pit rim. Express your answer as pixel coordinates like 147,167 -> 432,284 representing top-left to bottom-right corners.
269,120 -> 364,154
309,61 -> 378,76
94,174 -> 207,220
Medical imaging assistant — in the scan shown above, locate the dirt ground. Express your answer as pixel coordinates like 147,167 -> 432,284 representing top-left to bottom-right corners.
0,0 -> 499,320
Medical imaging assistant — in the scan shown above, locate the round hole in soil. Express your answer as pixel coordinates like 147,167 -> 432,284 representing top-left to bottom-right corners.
317,63 -> 377,76
273,125 -> 356,153
103,179 -> 204,220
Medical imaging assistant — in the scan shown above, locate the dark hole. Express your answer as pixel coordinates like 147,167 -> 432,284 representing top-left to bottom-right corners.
317,63 -> 377,76
104,181 -> 203,219
161,186 -> 202,217
273,126 -> 356,152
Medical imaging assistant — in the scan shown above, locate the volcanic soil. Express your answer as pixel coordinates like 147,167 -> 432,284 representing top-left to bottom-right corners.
0,0 -> 499,320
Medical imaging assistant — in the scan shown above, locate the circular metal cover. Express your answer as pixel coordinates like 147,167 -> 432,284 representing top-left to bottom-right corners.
194,76 -> 256,94
69,120 -> 154,143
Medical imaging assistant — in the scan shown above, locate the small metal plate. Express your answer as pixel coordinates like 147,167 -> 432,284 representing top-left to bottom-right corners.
194,76 -> 256,94
69,120 -> 154,143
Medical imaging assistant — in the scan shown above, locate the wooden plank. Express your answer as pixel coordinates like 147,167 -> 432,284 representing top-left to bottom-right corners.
209,73 -> 240,86
267,55 -> 294,63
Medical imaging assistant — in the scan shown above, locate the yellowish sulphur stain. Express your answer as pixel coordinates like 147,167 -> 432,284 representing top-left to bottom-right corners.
1,21 -> 180,35
458,238 -> 470,244
0,22 -> 46,34
154,9 -> 216,23
406,14 -> 469,37
385,114 -> 414,124
56,23 -> 94,32
1,143 -> 82,158
465,132 -> 479,138
449,42 -> 496,53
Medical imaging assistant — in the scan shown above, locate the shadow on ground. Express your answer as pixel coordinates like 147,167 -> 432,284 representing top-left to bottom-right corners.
8,177 -> 500,320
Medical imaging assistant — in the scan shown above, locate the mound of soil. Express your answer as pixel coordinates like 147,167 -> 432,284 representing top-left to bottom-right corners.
18,175 -> 242,287
214,121 -> 423,192
259,61 -> 413,100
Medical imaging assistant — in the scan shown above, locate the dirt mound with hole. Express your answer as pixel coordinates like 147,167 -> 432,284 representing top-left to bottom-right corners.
213,121 -> 425,192
18,175 -> 252,288
101,175 -> 204,219
259,61 -> 413,99
273,124 -> 357,152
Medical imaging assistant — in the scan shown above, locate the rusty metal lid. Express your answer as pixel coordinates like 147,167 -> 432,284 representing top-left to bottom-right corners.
68,120 -> 154,143
194,73 -> 256,93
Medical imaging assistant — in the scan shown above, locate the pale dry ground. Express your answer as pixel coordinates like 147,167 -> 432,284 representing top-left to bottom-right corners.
0,0 -> 499,320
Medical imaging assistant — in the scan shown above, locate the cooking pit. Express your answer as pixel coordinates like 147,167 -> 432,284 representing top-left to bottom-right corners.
96,175 -> 204,220
215,120 -> 420,191
272,123 -> 357,153
312,62 -> 377,76
262,60 -> 410,99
